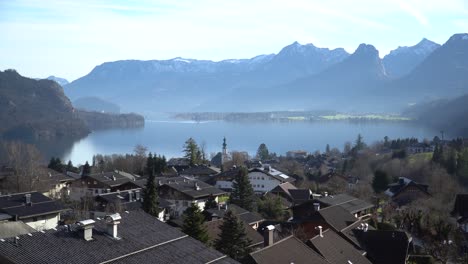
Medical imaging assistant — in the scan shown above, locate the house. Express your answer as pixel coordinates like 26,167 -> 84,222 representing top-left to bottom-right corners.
314,193 -> 374,217
406,143 -> 434,155
308,227 -> 372,264
248,166 -> 295,193
249,226 -> 329,264
205,204 -> 264,230
451,194 -> 468,232
269,182 -> 312,206
69,171 -> 141,201
286,150 -> 308,159
385,177 -> 431,206
0,210 -> 238,263
39,169 -> 74,199
291,203 -> 360,240
205,218 -> 264,249
135,177 -> 227,218
94,188 -> 171,222
210,166 -> 242,190
0,192 -> 68,231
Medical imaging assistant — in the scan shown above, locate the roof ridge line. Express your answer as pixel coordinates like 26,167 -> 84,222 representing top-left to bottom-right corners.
98,235 -> 189,264
204,255 -> 228,264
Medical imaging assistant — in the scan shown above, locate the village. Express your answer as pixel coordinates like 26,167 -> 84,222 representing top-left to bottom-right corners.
0,135 -> 467,264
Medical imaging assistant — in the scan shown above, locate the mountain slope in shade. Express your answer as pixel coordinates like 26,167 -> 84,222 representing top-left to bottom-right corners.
383,38 -> 440,78
388,33 -> 468,103
404,94 -> 468,136
0,70 -> 89,141
46,75 -> 69,86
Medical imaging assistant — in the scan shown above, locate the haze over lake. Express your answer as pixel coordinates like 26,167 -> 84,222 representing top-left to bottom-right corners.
61,118 -> 440,165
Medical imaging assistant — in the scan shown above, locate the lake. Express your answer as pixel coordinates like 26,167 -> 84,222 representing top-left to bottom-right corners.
60,119 -> 440,165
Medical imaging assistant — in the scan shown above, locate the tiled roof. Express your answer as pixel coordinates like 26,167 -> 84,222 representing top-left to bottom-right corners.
0,210 -> 238,264
0,221 -> 36,239
309,229 -> 372,264
180,165 -> 220,176
318,205 -> 359,232
96,189 -> 172,210
158,177 -> 227,199
0,192 -> 68,219
270,182 -> 297,196
206,204 -> 264,225
167,158 -> 191,167
355,230 -> 411,264
316,194 -> 374,214
83,172 -> 135,188
250,236 -> 329,264
288,189 -> 311,204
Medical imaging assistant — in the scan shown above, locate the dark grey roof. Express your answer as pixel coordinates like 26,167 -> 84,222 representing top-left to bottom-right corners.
206,204 -> 264,225
318,205 -> 359,232
167,158 -> 191,167
83,172 -> 134,188
309,229 -> 372,264
354,230 -> 411,264
288,189 -> 311,203
180,165 -> 220,176
0,210 -> 237,264
0,221 -> 36,239
250,236 -> 329,264
96,189 -> 172,210
316,194 -> 374,214
157,177 -> 227,199
0,192 -> 67,219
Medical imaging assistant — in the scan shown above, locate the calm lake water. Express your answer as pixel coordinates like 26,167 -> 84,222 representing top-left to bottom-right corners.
60,119 -> 440,165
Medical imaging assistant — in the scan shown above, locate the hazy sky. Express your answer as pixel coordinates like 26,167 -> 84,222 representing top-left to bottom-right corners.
1,0 -> 466,81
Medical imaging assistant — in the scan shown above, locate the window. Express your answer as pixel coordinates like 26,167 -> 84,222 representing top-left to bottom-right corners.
33,217 -> 38,221
95,189 -> 99,194
262,185 -> 264,188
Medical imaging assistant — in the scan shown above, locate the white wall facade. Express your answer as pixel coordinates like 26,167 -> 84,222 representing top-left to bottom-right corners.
248,171 -> 282,193
24,213 -> 59,231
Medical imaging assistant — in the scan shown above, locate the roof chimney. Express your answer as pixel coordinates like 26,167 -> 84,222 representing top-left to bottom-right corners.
24,194 -> 32,206
195,182 -> 201,191
264,225 -> 275,247
105,213 -> 122,239
313,202 -> 320,211
324,192 -> 328,197
364,223 -> 369,232
134,190 -> 140,201
78,219 -> 95,241
316,226 -> 323,237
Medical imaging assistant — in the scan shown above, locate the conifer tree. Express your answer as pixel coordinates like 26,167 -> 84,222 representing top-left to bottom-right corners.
82,161 -> 91,176
229,167 -> 255,211
183,138 -> 201,165
182,203 -> 209,243
256,143 -> 269,161
372,169 -> 390,193
215,210 -> 252,261
142,172 -> 159,217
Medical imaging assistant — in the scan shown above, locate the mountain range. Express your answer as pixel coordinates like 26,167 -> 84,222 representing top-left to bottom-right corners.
64,33 -> 468,115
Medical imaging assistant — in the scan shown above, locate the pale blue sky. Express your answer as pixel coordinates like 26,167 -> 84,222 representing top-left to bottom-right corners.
0,0 -> 467,81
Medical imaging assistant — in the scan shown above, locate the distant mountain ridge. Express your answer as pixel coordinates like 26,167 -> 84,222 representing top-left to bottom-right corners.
46,76 -> 69,86
64,34 -> 468,114
383,38 -> 440,78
